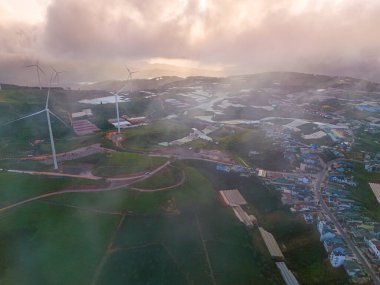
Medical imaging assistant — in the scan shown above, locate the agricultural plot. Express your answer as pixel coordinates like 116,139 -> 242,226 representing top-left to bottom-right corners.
97,245 -> 188,285
132,166 -> 182,190
0,165 -> 280,284
92,152 -> 167,177
0,173 -> 99,208
94,167 -> 279,285
0,202 -> 119,285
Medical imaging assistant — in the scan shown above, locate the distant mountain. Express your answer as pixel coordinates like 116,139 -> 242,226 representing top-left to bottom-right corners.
3,71 -> 380,95
224,72 -> 380,92
82,76 -> 183,92
80,72 -> 380,93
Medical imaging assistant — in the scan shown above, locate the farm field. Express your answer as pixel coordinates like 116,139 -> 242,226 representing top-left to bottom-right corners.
0,167 -> 281,284
91,152 -> 167,177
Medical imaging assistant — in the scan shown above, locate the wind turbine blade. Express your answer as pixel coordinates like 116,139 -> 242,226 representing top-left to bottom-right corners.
25,65 -> 36,68
38,65 -> 45,75
0,110 -> 45,126
49,71 -> 55,86
50,65 -> 57,73
48,110 -> 69,127
115,83 -> 128,95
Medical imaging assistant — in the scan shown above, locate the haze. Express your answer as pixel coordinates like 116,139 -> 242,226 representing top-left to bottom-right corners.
1,0 -> 380,85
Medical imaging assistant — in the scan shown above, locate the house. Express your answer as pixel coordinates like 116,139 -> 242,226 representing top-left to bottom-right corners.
343,260 -> 365,279
71,108 -> 93,119
369,183 -> 380,204
324,236 -> 345,252
320,227 -> 336,242
368,239 -> 380,259
125,116 -> 147,124
329,247 -> 346,267
216,164 -> 231,173
258,169 -> 267,178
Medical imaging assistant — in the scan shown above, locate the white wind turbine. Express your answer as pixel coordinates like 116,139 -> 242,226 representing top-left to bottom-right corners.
126,66 -> 137,92
26,60 -> 45,90
113,66 -> 137,134
1,72 -> 69,169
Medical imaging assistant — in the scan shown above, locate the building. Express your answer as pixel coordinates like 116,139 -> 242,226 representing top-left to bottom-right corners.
329,247 -> 346,267
343,260 -> 365,280
231,206 -> 257,227
259,227 -> 285,260
71,108 -> 93,119
219,189 -> 247,206
72,119 -> 100,136
368,239 -> 380,259
275,262 -> 300,285
258,169 -> 267,178
126,116 -> 147,125
369,183 -> 380,204
216,164 -> 231,172
218,189 -> 255,227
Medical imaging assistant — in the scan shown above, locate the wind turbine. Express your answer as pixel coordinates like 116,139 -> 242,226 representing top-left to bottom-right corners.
1,72 -> 68,169
113,66 -> 137,134
50,66 -> 66,85
26,60 -> 45,90
126,66 -> 137,93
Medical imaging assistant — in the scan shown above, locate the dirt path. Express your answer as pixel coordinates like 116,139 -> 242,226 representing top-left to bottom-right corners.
195,212 -> 216,285
91,213 -> 127,285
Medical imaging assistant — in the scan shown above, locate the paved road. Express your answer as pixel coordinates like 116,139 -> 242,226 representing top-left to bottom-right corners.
315,160 -> 380,285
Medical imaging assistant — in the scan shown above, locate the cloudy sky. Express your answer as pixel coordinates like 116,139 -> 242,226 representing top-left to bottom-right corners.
0,0 -> 380,85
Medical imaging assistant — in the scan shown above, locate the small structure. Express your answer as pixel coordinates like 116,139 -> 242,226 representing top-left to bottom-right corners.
216,164 -> 231,173
369,183 -> 380,204
259,227 -> 285,260
71,108 -> 93,119
275,262 -> 299,285
125,116 -> 147,124
258,169 -> 267,178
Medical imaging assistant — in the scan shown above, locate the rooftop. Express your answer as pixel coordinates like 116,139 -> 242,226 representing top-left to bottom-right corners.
369,183 -> 380,203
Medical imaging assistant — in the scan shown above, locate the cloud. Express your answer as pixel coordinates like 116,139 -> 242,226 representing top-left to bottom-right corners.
1,0 -> 380,84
